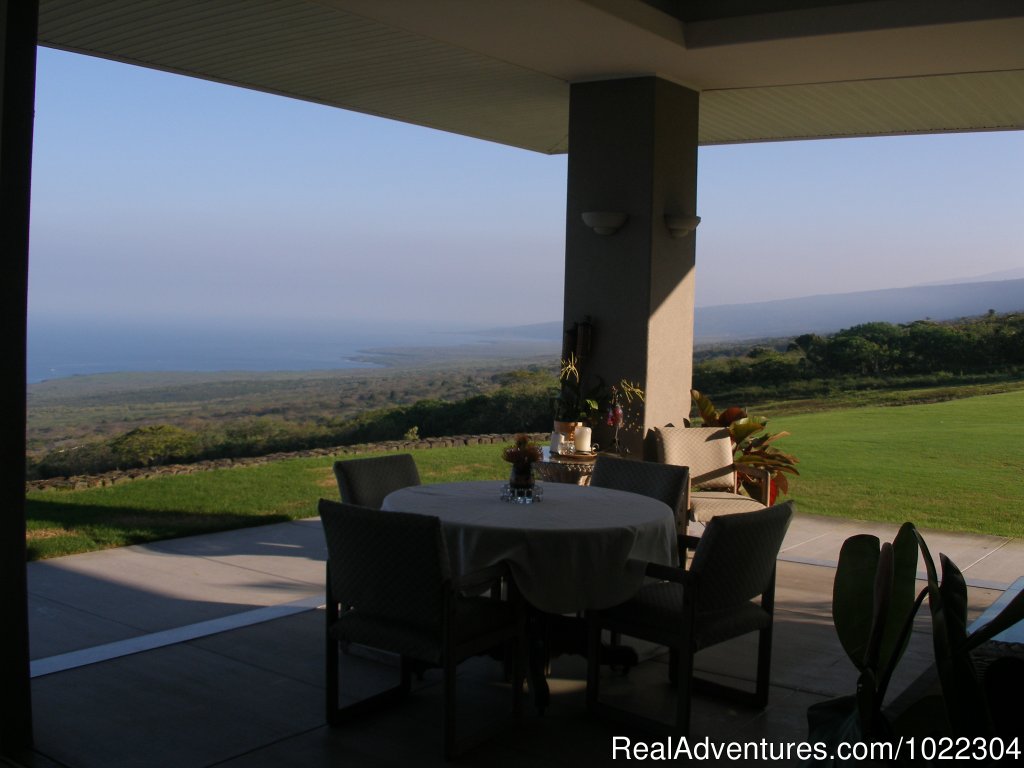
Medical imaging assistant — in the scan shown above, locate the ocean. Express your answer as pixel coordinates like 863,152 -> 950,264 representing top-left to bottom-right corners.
26,318 -> 547,384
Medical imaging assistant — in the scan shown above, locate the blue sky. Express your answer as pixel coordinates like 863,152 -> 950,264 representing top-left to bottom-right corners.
29,48 -> 1024,332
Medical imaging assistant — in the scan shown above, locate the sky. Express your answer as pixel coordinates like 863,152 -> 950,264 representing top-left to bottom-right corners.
28,47 -> 1024,334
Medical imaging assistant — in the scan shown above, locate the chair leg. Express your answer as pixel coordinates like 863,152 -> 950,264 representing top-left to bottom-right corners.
512,607 -> 527,720
585,612 -> 602,714
443,657 -> 457,760
675,643 -> 694,736
326,637 -> 340,725
754,623 -> 773,708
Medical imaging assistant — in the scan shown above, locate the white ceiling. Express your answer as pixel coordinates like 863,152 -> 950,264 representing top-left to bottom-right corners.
37,0 -> 1024,153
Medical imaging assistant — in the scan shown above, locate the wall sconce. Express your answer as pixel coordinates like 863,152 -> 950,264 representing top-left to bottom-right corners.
665,214 -> 701,239
582,211 -> 628,236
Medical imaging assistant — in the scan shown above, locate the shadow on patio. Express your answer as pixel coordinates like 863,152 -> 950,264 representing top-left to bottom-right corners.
23,516 -> 1012,767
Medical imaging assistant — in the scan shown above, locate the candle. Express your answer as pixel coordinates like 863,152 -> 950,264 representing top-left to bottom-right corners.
575,426 -> 592,453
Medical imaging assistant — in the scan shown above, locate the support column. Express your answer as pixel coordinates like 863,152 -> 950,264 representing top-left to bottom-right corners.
563,77 -> 699,457
0,0 -> 38,756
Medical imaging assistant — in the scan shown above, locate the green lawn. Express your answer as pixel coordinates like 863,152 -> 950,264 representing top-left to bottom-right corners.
26,389 -> 1024,560
775,389 -> 1024,536
26,444 -> 509,560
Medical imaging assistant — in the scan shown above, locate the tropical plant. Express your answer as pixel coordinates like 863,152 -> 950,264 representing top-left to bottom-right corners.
809,524 -> 1024,762
551,354 -> 602,423
690,389 -> 799,500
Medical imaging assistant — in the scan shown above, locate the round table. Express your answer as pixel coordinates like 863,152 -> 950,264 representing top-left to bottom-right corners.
381,480 -> 677,615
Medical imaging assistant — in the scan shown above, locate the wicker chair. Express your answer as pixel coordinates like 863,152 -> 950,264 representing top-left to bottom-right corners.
586,501 -> 794,735
332,453 -> 421,509
318,499 -> 525,758
654,426 -> 770,542
590,454 -> 689,542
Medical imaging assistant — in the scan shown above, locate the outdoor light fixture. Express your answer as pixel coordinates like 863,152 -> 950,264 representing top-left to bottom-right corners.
665,214 -> 701,239
582,211 -> 627,235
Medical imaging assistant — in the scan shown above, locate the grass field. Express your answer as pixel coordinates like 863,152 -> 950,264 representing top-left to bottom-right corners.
773,389 -> 1024,535
26,389 -> 1024,560
25,444 -> 510,560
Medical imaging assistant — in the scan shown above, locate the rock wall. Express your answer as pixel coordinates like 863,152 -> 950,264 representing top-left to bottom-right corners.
26,433 -> 550,492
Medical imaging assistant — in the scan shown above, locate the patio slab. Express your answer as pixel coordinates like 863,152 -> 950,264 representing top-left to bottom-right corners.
27,519 -> 326,658
778,514 -> 1020,589
20,513 -> 1020,767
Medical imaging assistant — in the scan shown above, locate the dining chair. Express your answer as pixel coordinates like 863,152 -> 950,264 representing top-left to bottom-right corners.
318,499 -> 525,758
332,453 -> 421,509
653,426 -> 769,544
586,501 -> 795,735
590,454 -> 690,542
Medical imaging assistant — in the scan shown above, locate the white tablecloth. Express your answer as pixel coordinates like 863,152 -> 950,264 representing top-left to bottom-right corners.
382,480 -> 677,614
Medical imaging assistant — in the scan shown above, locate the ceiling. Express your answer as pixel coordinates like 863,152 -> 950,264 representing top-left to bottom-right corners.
37,0 -> 1024,153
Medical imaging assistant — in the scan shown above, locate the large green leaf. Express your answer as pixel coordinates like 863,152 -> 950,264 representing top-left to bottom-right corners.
876,523 -> 919,693
690,389 -> 719,426
864,543 -> 893,671
834,535 -> 881,670
935,554 -> 990,736
729,417 -> 766,444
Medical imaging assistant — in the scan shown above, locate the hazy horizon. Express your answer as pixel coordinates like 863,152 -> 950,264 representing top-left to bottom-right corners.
27,47 -> 1023,361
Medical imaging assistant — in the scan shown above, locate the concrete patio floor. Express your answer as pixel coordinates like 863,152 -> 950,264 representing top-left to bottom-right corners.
18,512 -> 1021,767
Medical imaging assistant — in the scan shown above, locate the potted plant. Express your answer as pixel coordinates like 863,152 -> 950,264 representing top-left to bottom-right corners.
691,389 -> 799,503
809,523 -> 1024,760
551,354 -> 601,440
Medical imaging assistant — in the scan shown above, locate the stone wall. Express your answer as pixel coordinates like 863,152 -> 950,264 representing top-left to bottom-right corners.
26,433 -> 550,492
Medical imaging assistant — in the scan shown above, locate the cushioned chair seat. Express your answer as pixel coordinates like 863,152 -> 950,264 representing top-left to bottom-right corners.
690,491 -> 766,523
604,581 -> 772,652
331,596 -> 517,665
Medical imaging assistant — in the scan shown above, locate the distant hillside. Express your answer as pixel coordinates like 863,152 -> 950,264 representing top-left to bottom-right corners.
695,278 -> 1024,341
488,278 -> 1024,345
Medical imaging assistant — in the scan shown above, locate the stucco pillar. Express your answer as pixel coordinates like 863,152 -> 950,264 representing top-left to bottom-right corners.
563,77 -> 698,457
0,0 -> 37,755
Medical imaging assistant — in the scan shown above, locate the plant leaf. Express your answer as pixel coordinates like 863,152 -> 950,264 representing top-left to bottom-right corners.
690,389 -> 718,426
834,535 -> 881,671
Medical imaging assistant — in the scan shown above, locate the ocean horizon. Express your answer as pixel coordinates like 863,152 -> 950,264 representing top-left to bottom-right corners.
27,317 -> 559,384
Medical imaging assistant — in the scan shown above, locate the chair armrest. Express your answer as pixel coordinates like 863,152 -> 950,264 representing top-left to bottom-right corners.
642,561 -> 690,584
452,562 -> 509,592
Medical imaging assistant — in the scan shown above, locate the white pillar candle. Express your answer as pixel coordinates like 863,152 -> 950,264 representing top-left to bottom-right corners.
550,432 -> 565,455
575,426 -> 592,453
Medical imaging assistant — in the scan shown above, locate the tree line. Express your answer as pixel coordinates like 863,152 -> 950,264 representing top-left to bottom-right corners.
693,313 -> 1024,399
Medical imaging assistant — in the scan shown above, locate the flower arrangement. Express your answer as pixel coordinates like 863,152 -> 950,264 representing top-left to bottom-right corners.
501,433 -> 543,466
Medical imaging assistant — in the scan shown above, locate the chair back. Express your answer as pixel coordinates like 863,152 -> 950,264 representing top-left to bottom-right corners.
318,499 -> 449,632
333,454 -> 421,509
654,426 -> 736,491
590,455 -> 689,532
689,501 -> 794,613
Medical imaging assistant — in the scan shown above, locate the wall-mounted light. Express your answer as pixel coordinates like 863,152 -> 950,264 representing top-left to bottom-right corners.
582,211 -> 628,236
665,214 -> 701,239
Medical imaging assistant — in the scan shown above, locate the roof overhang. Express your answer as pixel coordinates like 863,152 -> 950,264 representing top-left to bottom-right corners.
37,0 -> 1024,153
